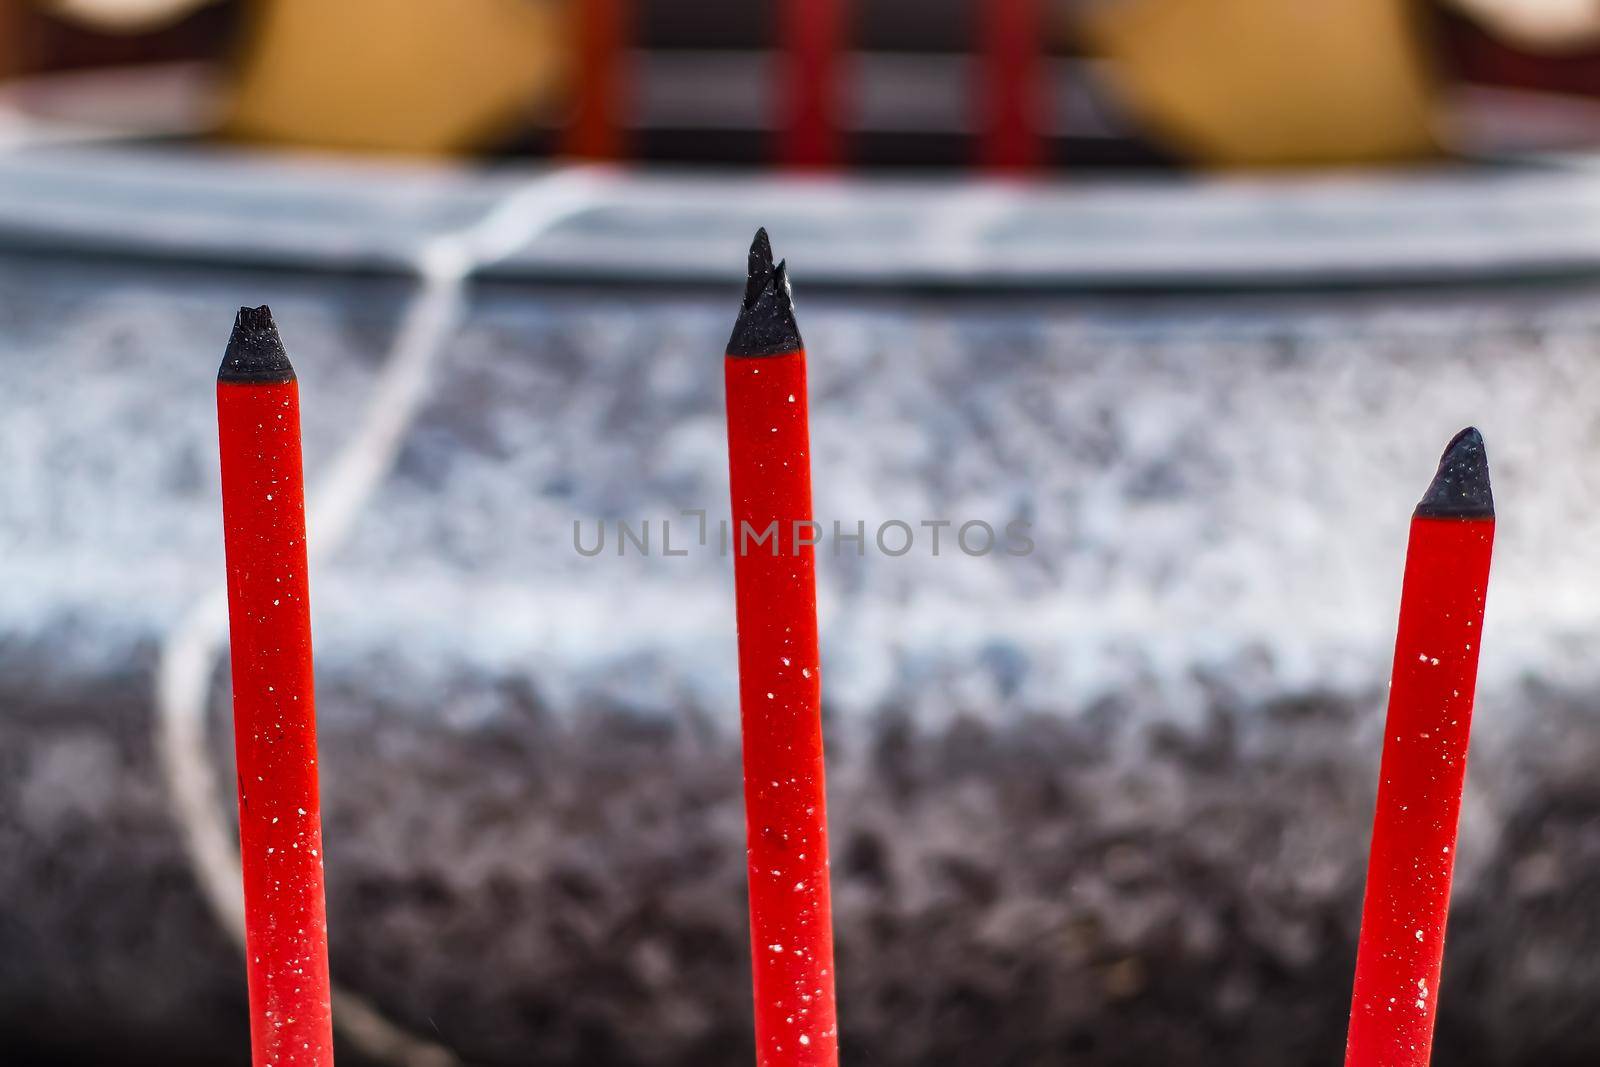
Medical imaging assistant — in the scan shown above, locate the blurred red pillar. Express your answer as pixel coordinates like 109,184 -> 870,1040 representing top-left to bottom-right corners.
566,0 -> 629,160
0,0 -> 22,84
978,0 -> 1050,171
779,0 -> 846,169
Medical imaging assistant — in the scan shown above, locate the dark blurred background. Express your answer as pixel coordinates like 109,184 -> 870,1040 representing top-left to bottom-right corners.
7,2 -> 1600,1066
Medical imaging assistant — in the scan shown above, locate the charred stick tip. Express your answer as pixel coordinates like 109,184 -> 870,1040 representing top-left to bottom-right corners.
1415,426 -> 1493,519
219,305 -> 295,384
728,229 -> 803,358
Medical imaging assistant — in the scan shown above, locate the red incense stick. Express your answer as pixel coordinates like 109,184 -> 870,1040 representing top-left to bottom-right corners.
217,306 -> 335,1067
566,0 -> 628,160
724,230 -> 840,1066
978,0 -> 1049,171
1346,428 -> 1495,1067
778,0 -> 845,168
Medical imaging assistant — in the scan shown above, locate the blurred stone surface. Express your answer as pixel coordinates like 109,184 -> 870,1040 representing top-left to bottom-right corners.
6,199 -> 1600,1067
12,146 -> 1600,288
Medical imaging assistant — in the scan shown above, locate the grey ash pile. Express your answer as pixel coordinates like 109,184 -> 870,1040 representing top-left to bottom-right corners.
6,250 -> 1600,1065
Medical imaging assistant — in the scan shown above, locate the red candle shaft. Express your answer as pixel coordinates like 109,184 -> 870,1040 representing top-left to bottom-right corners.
218,378 -> 334,1067
1346,515 -> 1494,1067
566,0 -> 628,160
725,350 -> 839,1067
779,0 -> 845,168
979,0 -> 1048,171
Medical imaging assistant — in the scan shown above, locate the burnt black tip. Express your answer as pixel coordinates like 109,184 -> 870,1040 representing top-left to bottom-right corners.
219,305 -> 295,384
728,229 -> 802,358
745,228 -> 775,307
1415,427 -> 1494,519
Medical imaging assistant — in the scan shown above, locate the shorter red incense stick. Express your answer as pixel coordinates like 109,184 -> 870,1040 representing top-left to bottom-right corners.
565,0 -> 628,160
978,0 -> 1049,171
778,0 -> 845,169
1346,428 -> 1495,1067
217,306 -> 335,1067
724,230 -> 840,1066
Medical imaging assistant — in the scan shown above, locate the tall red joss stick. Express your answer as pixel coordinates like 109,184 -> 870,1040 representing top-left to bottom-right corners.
778,0 -> 845,168
565,0 -> 628,160
1346,427 -> 1495,1067
217,306 -> 335,1067
724,230 -> 840,1066
978,0 -> 1049,171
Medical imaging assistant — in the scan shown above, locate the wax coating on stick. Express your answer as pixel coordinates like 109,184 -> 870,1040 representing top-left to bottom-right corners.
725,231 -> 839,1066
1346,428 -> 1495,1067
217,306 -> 335,1067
